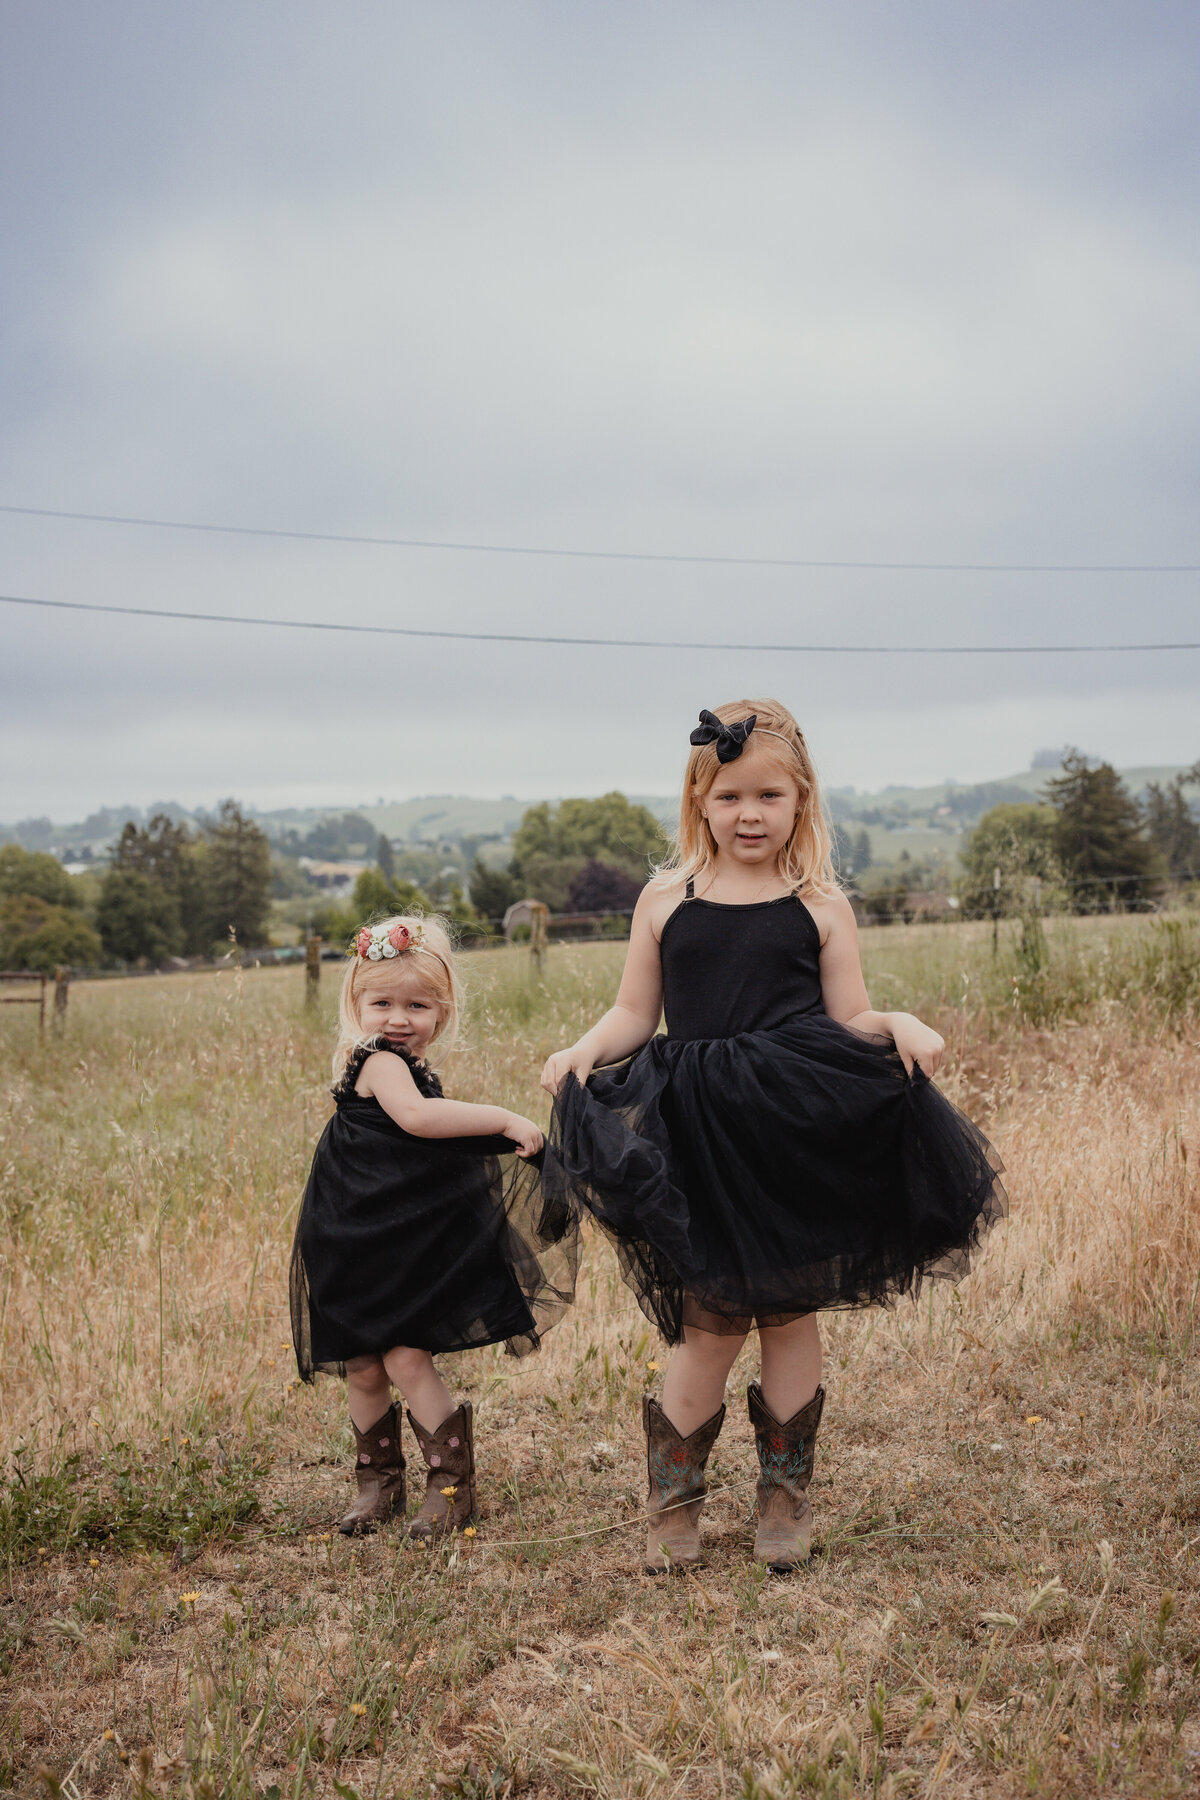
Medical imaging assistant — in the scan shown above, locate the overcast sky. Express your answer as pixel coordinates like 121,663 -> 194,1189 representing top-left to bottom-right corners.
2,2 -> 1199,822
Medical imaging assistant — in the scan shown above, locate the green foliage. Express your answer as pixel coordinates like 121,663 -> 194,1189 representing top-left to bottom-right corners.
510,793 -> 666,883
111,814 -> 191,889
0,1436 -> 265,1562
109,814 -> 213,954
521,854 -> 587,913
1002,913 -> 1200,1027
0,843 -> 79,908
309,899 -> 357,953
207,800 -> 273,948
352,866 -> 429,919
301,811 -> 376,858
96,868 -> 183,963
468,856 -> 520,921
442,882 -> 479,928
1143,763 -> 1200,881
310,867 -> 437,952
1045,752 -> 1162,912
376,831 -> 396,879
959,803 -> 1061,918
0,894 -> 103,971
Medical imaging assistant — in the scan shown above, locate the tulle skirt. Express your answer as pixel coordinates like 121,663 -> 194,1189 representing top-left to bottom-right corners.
548,1015 -> 1006,1343
291,1111 -> 578,1380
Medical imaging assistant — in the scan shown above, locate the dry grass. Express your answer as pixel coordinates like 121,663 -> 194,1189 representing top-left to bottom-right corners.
2,919 -> 1199,1798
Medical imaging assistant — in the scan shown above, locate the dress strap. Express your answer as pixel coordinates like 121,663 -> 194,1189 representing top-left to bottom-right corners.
685,877 -> 695,899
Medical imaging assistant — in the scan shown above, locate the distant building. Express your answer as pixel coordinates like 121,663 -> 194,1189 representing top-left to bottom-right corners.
298,858 -> 367,893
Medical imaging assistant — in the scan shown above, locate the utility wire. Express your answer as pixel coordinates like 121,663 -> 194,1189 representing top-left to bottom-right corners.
3,591 -> 1199,654
3,502 -> 1200,573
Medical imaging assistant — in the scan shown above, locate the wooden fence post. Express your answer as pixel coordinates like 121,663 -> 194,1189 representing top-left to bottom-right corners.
528,902 -> 549,979
305,936 -> 322,1007
53,966 -> 70,1030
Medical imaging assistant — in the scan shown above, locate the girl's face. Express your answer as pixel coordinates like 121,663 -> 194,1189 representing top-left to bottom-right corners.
355,964 -> 444,1055
697,737 -> 800,868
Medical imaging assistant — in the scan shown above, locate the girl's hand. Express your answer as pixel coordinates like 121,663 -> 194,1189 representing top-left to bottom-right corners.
890,1014 -> 945,1078
540,1047 -> 595,1098
503,1113 -> 545,1158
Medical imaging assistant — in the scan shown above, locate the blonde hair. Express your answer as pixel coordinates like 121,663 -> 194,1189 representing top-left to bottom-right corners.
332,913 -> 463,1079
662,698 -> 837,896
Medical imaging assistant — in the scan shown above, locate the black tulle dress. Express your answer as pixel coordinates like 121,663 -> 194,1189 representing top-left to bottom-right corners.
549,885 -> 1006,1343
291,1043 -> 577,1380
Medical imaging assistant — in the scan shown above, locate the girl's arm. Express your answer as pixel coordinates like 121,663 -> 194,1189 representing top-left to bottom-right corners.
360,1054 -> 543,1156
541,882 -> 667,1095
813,890 -> 945,1076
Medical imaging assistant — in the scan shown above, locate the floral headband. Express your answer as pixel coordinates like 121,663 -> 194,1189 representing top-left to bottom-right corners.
354,921 -> 426,961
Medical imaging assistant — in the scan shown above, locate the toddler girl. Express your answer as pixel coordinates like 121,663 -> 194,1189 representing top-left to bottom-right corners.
292,914 -> 576,1537
543,700 -> 1005,1573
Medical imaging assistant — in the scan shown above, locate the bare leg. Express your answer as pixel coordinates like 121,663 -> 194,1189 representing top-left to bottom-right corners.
345,1354 -> 393,1432
758,1314 -> 822,1420
382,1344 -> 455,1433
660,1326 -> 748,1435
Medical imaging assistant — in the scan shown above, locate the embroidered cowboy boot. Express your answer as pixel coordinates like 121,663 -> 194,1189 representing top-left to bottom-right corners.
337,1404 -> 406,1535
643,1395 -> 726,1574
748,1381 -> 825,1571
406,1401 -> 476,1542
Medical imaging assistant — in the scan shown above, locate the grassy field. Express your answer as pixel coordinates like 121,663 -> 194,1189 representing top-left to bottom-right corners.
2,914 -> 1200,1798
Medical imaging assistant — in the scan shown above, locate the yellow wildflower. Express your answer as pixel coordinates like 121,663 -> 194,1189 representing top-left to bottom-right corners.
462,1526 -> 477,1539
89,1557 -> 100,1568
179,1591 -> 201,1606
440,1485 -> 458,1497
1025,1414 -> 1044,1426
349,1703 -> 367,1717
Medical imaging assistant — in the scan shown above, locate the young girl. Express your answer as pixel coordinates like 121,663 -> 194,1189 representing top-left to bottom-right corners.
542,700 -> 1005,1574
292,914 -> 577,1538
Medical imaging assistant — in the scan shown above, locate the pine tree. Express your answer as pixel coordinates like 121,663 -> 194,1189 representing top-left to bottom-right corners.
206,801 -> 273,949
1142,764 -> 1200,881
1044,752 -> 1162,912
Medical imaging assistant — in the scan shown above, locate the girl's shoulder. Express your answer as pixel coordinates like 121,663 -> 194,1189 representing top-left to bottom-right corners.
798,884 -> 858,948
639,870 -> 690,941
331,1039 -> 446,1105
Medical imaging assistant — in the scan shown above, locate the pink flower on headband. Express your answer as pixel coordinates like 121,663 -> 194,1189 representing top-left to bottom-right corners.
354,921 -> 426,961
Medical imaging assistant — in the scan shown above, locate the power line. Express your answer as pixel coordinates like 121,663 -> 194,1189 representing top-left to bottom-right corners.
4,591 -> 1200,654
3,501 -> 1200,573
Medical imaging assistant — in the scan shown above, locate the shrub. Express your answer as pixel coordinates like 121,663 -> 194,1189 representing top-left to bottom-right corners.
0,894 -> 103,971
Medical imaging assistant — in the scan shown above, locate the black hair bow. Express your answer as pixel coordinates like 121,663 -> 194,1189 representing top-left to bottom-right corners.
689,709 -> 757,763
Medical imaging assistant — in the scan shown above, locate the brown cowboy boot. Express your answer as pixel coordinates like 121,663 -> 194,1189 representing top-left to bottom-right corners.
643,1395 -> 726,1574
748,1381 -> 825,1571
337,1404 -> 406,1535
406,1401 -> 476,1542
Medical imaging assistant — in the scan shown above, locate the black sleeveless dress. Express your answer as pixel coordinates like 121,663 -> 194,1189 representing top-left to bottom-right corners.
549,887 -> 1005,1343
290,1043 -> 578,1379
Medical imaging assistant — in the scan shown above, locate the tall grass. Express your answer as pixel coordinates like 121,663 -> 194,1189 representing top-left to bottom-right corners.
1,913 -> 1198,1796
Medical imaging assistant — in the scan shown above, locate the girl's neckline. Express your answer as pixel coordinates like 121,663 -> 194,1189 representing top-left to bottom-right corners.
689,892 -> 799,910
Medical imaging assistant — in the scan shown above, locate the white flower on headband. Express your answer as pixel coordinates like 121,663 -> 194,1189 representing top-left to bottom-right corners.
355,922 -> 424,960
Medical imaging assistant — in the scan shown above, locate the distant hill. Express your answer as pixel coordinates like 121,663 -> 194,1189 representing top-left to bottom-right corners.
828,764 -> 1194,820
3,766 -> 1193,857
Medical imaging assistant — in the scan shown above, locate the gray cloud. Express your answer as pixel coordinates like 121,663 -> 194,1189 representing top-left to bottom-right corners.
2,1 -> 1198,818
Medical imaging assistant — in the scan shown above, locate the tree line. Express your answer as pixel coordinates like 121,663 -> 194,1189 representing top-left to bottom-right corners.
958,752 -> 1200,917
2,761 -> 1195,971
0,802 -> 273,972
